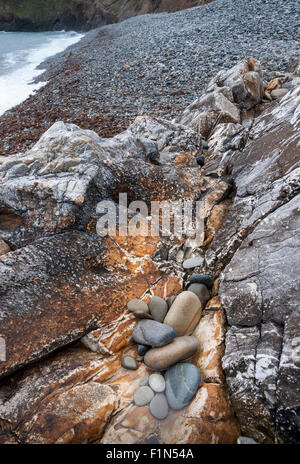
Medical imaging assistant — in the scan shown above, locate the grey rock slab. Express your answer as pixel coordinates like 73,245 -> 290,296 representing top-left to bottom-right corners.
149,393 -> 169,420
165,363 -> 202,410
132,319 -> 176,347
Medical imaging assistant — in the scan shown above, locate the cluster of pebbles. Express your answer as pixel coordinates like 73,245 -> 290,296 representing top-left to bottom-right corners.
121,271 -> 214,420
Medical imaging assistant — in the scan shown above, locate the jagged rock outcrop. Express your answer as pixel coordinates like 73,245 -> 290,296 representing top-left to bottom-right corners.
0,57 -> 299,444
204,77 -> 300,442
0,0 -> 210,31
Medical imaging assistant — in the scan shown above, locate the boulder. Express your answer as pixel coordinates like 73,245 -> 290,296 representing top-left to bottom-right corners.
207,57 -> 264,109
178,89 -> 241,139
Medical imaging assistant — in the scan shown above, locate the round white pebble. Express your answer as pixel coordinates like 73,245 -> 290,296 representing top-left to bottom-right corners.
149,373 -> 166,392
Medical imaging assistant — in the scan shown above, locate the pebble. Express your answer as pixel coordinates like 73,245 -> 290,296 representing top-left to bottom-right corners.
127,298 -> 151,319
164,291 -> 202,336
187,283 -> 210,307
137,344 -> 150,356
133,319 -> 176,347
182,257 -> 204,269
139,376 -> 149,386
149,373 -> 166,392
144,336 -> 200,370
149,393 -> 169,420
196,155 -> 205,167
121,355 -> 138,370
134,386 -> 155,406
189,273 -> 214,289
165,363 -> 202,410
148,296 -> 168,322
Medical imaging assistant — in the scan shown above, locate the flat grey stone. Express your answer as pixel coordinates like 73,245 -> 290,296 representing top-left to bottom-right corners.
132,319 -> 176,347
127,298 -> 151,319
167,295 -> 176,308
134,386 -> 154,406
149,393 -> 169,420
182,257 -> 204,269
149,373 -> 166,392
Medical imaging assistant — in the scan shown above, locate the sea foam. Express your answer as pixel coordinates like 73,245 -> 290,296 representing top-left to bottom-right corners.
0,31 -> 84,116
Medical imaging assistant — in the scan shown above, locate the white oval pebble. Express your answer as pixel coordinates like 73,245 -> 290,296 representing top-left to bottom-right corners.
149,373 -> 165,392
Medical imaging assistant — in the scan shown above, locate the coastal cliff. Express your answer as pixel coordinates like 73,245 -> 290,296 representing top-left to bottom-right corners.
0,0 -> 208,31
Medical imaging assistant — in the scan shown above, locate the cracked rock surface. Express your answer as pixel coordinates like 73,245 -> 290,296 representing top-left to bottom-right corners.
0,55 -> 299,444
206,86 -> 300,443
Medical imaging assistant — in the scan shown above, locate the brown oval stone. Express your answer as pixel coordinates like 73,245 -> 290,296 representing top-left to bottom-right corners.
164,291 -> 202,336
144,336 -> 200,370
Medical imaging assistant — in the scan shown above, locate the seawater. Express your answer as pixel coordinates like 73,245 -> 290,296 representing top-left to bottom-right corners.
0,30 -> 84,116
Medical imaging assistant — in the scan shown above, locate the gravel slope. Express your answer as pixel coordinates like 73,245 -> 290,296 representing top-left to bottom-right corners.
0,0 -> 299,155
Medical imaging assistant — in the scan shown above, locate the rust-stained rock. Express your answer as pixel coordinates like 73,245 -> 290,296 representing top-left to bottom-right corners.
160,384 -> 240,444
205,296 -> 222,311
81,313 -> 137,355
192,309 -> 226,383
0,238 -> 10,255
0,231 -> 162,379
25,383 -> 116,444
